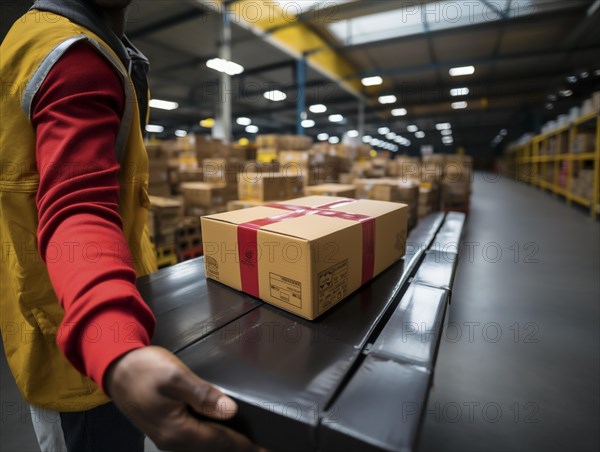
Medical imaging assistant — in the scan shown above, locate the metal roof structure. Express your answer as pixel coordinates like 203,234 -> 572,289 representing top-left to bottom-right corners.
3,0 -> 600,155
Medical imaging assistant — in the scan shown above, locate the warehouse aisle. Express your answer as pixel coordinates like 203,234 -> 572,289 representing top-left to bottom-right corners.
419,173 -> 600,452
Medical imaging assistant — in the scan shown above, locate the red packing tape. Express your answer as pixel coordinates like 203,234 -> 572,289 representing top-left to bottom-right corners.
236,201 -> 375,298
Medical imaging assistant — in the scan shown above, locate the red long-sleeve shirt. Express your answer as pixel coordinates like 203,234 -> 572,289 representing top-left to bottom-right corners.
32,41 -> 155,392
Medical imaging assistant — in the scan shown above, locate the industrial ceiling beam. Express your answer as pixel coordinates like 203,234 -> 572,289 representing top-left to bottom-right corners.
350,44 -> 600,80
202,0 -> 365,99
128,8 -> 206,40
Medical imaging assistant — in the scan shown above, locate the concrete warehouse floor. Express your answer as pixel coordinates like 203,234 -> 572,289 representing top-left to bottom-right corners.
1,173 -> 599,452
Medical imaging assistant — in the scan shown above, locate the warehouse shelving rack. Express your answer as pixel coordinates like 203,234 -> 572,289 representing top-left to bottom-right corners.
508,110 -> 600,219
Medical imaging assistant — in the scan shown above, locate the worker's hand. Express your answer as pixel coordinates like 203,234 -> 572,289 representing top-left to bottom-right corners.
105,346 -> 260,451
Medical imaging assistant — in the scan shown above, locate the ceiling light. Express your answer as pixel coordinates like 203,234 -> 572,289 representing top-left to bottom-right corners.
378,127 -> 390,135
386,132 -> 396,139
371,138 -> 381,146
566,75 -> 577,84
199,118 -> 215,128
548,94 -> 558,101
580,71 -> 589,79
407,125 -> 418,133
595,69 -> 600,77
206,57 -> 244,76
500,129 -> 508,136
236,117 -> 252,126
404,140 -> 412,146
449,65 -> 475,77
452,101 -> 468,109
317,133 -> 329,141
546,103 -> 554,110
436,123 -> 452,130
362,135 -> 372,142
450,87 -> 469,97
301,119 -> 315,128
245,125 -> 259,133
442,136 -> 454,144
149,99 -> 179,110
559,89 -> 573,97
361,76 -> 383,86
329,114 -> 344,122
415,131 -> 425,139
441,129 -> 453,136
347,130 -> 359,138
264,90 -> 287,102
175,129 -> 188,138
391,108 -> 407,116
378,95 -> 397,104
145,124 -> 164,133
329,137 -> 340,144
309,104 -> 327,113
392,145 -> 399,153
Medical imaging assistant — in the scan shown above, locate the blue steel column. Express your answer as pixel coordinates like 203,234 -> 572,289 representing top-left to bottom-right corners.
296,56 -> 306,136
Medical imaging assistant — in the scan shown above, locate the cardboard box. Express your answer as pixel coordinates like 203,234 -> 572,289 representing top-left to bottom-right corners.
304,184 -> 356,198
238,172 -> 303,201
201,196 -> 408,320
181,182 -> 233,209
202,159 -> 246,185
573,133 -> 596,154
227,200 -> 267,211
148,182 -> 171,197
148,196 -> 182,246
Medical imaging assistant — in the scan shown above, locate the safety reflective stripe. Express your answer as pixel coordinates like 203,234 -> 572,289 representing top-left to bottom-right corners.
21,34 -> 134,163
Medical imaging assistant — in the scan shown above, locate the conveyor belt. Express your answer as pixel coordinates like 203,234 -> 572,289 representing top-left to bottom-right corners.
137,211 -> 465,451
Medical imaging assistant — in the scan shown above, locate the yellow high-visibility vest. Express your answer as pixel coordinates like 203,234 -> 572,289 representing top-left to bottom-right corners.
0,10 -> 157,411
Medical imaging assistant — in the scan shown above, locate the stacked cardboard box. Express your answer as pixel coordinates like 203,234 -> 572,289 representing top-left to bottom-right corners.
418,184 -> 437,219
572,132 -> 596,154
278,151 -> 338,187
441,156 -> 473,210
388,156 -> 421,181
203,159 -> 246,185
353,179 -> 419,229
194,135 -> 229,162
304,184 -> 356,198
148,155 -> 172,197
338,173 -> 355,185
256,135 -> 313,163
147,196 -> 182,247
374,180 -> 419,230
572,169 -> 594,201
181,182 -> 234,216
421,155 -> 445,185
351,160 -> 374,179
371,157 -> 388,178
178,168 -> 204,183
238,172 -> 304,202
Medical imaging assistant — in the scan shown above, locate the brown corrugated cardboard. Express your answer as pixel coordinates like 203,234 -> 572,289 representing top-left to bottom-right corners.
304,184 -> 356,198
202,159 -> 246,185
181,182 -> 233,209
238,172 -> 303,201
227,200 -> 267,211
201,196 -> 408,320
148,196 -> 182,246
